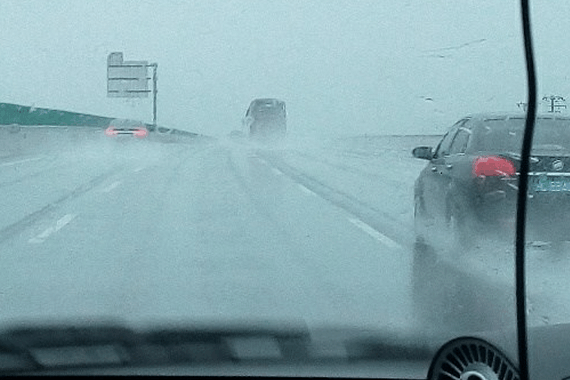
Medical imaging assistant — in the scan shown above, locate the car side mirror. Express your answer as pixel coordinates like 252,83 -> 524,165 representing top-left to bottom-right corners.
412,146 -> 434,160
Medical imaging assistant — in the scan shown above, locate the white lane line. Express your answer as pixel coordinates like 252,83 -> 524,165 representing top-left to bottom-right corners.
0,156 -> 44,167
297,184 -> 316,196
29,214 -> 77,244
134,166 -> 145,173
347,218 -> 402,250
102,180 -> 121,193
271,167 -> 283,176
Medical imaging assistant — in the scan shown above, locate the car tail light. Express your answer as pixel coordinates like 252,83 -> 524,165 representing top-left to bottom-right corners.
472,156 -> 516,177
134,128 -> 148,138
105,127 -> 118,136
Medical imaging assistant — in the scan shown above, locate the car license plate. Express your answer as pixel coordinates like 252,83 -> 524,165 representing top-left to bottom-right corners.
531,176 -> 570,192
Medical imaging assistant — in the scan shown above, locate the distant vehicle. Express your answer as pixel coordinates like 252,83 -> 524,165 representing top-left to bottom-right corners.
105,119 -> 148,139
242,98 -> 286,141
413,113 -> 570,249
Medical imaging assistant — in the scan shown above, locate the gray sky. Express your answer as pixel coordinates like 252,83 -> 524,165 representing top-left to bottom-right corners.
1,0 -> 568,137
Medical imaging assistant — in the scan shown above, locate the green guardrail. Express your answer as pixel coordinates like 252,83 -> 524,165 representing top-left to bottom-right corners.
0,102 -> 210,140
0,103 -> 114,127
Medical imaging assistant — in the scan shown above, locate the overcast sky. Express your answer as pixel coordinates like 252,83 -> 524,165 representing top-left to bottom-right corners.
1,0 -> 568,137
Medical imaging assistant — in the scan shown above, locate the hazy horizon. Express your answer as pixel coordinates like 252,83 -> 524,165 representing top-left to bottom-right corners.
1,0 -> 567,137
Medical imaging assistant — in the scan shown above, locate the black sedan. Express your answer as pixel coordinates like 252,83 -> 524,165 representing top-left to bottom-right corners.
413,113 -> 570,249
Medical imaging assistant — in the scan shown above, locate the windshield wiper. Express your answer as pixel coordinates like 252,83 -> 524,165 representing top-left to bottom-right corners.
516,1 -> 537,380
0,322 -> 436,374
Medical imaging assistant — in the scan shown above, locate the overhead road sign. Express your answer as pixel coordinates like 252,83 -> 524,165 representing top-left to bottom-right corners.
106,52 -> 159,127
107,52 -> 150,98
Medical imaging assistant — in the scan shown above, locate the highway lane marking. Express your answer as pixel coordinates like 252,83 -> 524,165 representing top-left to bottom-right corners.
0,156 -> 45,167
347,218 -> 402,250
28,214 -> 77,244
255,158 -> 286,178
297,184 -> 316,196
102,181 -> 121,193
271,167 -> 283,176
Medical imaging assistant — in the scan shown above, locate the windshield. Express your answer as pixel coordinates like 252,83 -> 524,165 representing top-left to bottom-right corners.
1,0 -> 568,377
110,119 -> 145,128
250,99 -> 285,114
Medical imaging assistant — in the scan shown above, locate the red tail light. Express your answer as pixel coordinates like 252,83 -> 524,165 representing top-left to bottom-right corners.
134,128 -> 148,138
105,127 -> 118,136
472,156 -> 516,177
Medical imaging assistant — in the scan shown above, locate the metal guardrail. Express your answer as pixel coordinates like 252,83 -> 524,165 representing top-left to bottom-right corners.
0,103 -> 114,127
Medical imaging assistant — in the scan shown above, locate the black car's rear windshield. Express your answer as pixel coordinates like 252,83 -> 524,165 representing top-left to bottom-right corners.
250,100 -> 285,116
475,118 -> 570,152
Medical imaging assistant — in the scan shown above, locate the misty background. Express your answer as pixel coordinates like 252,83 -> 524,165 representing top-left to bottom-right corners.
0,0 -> 567,137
